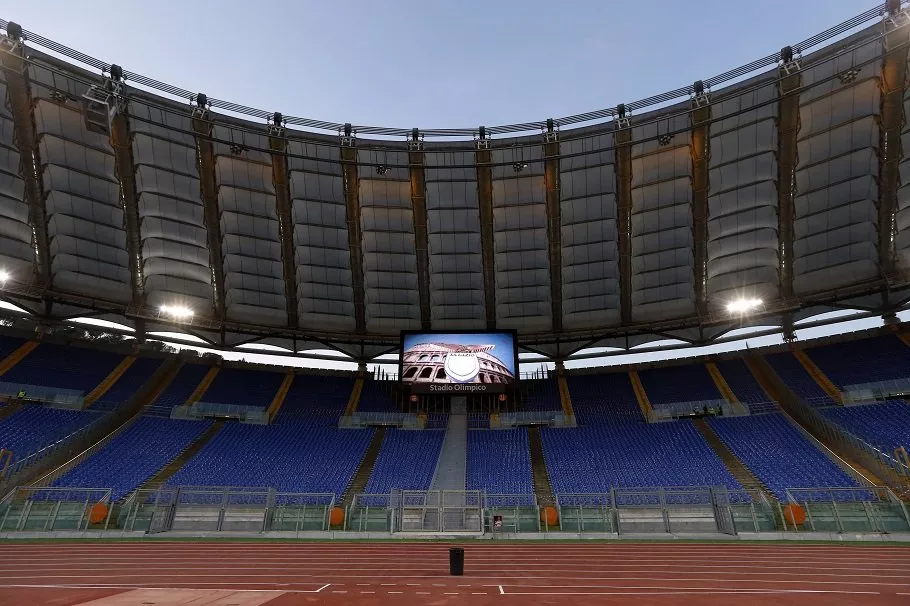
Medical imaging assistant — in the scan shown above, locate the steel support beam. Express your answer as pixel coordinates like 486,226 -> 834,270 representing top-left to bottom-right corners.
475,134 -> 497,329
340,132 -> 367,334
408,132 -> 432,329
615,124 -> 633,325
268,119 -> 299,329
191,108 -> 226,321
878,17 -> 909,279
691,93 -> 710,317
543,121 -> 563,332
0,32 -> 51,299
110,110 -> 145,307
777,59 -> 801,314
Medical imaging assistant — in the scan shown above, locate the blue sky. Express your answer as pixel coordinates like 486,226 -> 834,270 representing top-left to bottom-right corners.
3,0 -> 893,373
403,333 -> 516,376
8,0 -> 870,130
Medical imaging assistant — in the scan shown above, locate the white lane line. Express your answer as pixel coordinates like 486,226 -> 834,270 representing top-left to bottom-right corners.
501,590 -> 883,596
387,590 -> 402,594
444,592 -> 459,595
361,591 -> 375,594
0,583 -> 327,594
315,583 -> 330,593
499,584 -> 505,594
472,592 -> 488,595
1,573 -> 906,586
331,590 -> 347,594
416,592 -> 430,595
406,583 -> 420,586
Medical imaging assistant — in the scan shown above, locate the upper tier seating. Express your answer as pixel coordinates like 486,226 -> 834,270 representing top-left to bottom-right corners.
276,374 -> 353,424
0,336 -> 25,362
822,400 -> 910,451
358,379 -> 397,413
2,343 -> 123,393
363,429 -> 444,499
200,367 -> 285,409
521,377 -> 561,411
167,422 -> 373,497
467,429 -> 533,495
765,352 -> 834,407
806,335 -> 910,389
148,363 -> 210,414
0,405 -> 100,462
715,359 -> 777,414
51,416 -> 211,500
541,421 -> 739,495
708,413 -> 860,500
91,357 -> 163,411
565,372 -> 643,424
638,364 -> 722,408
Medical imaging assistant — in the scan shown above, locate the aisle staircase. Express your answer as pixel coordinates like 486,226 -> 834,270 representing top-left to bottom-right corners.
132,419 -> 227,495
429,399 -> 468,493
705,362 -> 748,415
341,426 -> 387,507
528,426 -> 555,506
692,418 -> 773,498
344,374 -> 366,416
556,372 -> 576,420
0,341 -> 37,377
792,349 -> 843,404
84,356 -> 136,407
266,372 -> 295,421
628,371 -> 654,421
186,366 -> 219,406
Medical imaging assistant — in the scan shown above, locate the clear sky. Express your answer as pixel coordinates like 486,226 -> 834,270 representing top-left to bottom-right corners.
2,0 -> 892,373
7,0 -> 873,130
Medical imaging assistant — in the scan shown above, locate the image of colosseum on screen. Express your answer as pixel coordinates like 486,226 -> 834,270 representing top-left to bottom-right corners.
401,333 -> 516,385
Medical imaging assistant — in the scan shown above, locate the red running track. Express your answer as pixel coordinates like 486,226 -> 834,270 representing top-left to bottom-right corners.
0,542 -> 907,605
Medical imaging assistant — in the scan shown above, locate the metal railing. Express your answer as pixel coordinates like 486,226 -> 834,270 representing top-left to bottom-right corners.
2,485 -> 907,537
172,402 -> 269,424
841,379 -> 910,404
0,382 -> 84,407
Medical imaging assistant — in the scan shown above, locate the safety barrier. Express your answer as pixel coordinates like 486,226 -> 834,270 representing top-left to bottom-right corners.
2,485 -> 908,537
841,379 -> 910,404
172,402 -> 269,424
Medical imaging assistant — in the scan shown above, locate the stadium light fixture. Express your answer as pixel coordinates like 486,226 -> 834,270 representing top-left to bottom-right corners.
159,304 -> 193,320
726,298 -> 762,315
0,270 -> 9,285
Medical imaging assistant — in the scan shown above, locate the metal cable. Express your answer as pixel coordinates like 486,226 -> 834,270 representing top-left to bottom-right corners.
0,2 -> 897,137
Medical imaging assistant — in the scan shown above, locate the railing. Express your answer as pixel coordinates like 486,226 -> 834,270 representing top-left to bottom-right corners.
649,399 -> 734,421
841,379 -> 910,404
338,412 -> 420,428
498,411 -> 576,427
1,484 -> 908,537
172,401 -> 269,424
0,382 -> 84,407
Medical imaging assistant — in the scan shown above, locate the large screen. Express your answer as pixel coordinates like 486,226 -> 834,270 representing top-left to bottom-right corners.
400,331 -> 518,393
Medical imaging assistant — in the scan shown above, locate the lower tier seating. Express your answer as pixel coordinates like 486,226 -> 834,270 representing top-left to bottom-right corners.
467,429 -> 533,495
822,401 -> 910,452
708,413 -> 860,500
0,405 -> 100,462
541,421 -> 739,495
50,416 -> 212,500
166,422 -> 373,497
362,429 -> 444,500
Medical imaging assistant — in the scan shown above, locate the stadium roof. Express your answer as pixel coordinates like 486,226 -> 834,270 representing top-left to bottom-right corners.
0,4 -> 909,363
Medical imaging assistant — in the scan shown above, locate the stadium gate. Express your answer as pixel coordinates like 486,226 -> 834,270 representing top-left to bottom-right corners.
394,490 -> 483,533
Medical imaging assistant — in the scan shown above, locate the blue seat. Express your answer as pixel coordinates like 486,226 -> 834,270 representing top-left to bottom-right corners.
715,359 -> 777,414
467,429 -> 533,495
0,405 -> 100,462
709,413 -> 860,500
362,429 -> 444,504
766,352 -> 834,407
201,367 -> 285,409
822,400 -> 910,452
167,421 -> 373,497
638,364 -> 721,410
51,416 -> 211,500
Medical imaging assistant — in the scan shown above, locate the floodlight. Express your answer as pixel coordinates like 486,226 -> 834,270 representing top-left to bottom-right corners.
159,304 -> 193,320
0,270 -> 9,285
726,298 -> 762,314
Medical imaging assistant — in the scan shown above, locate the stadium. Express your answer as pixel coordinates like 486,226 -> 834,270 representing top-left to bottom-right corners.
0,0 -> 909,603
